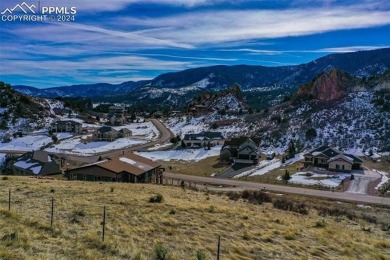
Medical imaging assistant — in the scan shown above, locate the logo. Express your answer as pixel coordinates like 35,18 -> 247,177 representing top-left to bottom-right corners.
1,1 -> 77,22
1,2 -> 36,14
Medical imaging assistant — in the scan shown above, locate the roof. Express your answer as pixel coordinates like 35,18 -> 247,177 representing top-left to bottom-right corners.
305,146 -> 362,163
52,120 -> 82,126
66,153 -> 161,176
222,137 -> 260,148
100,153 -> 161,175
328,154 -> 354,164
13,151 -> 60,175
119,128 -> 132,134
183,131 -> 224,141
96,126 -> 118,134
304,146 -> 340,158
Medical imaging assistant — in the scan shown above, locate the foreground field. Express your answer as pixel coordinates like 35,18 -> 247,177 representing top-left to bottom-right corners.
1,177 -> 390,259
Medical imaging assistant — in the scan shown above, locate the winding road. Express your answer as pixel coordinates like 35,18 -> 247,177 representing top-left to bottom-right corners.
164,172 -> 390,206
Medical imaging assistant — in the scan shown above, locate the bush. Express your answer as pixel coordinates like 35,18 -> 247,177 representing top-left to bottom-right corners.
362,214 -> 377,224
70,209 -> 85,223
149,194 -> 164,203
240,190 -> 272,204
195,250 -> 206,260
2,176 -> 9,180
314,219 -> 326,228
315,206 -> 356,220
154,243 -> 170,260
273,198 -> 309,215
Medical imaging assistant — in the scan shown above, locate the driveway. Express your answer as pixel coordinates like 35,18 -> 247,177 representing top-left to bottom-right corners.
345,170 -> 381,195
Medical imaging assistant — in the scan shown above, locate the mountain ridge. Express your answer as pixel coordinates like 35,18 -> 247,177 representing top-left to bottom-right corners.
12,48 -> 390,103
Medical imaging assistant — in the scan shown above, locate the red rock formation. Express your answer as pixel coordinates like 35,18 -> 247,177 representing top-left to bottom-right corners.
297,68 -> 353,101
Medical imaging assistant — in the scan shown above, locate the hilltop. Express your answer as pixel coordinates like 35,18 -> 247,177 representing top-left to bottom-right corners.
0,82 -> 64,134
1,176 -> 390,259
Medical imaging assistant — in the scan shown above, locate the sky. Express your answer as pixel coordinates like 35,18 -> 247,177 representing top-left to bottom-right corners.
0,0 -> 390,88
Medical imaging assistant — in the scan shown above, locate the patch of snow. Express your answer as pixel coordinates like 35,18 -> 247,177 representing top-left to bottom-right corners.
45,137 -> 146,156
30,165 -> 42,175
113,121 -> 159,140
288,172 -> 349,188
374,170 -> 389,190
0,135 -> 52,151
136,146 -> 221,162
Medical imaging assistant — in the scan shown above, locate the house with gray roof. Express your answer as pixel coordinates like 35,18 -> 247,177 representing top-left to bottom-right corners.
93,126 -> 132,141
50,120 -> 82,134
220,137 -> 260,164
183,131 -> 224,147
13,151 -> 61,176
304,146 -> 362,172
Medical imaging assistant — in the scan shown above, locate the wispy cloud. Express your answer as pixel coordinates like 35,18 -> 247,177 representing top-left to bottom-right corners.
118,5 -> 390,44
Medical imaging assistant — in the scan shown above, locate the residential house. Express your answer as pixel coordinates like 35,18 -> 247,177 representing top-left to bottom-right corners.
93,126 -> 132,141
304,146 -> 362,172
50,120 -> 82,134
107,106 -> 126,126
65,153 -> 163,183
13,150 -> 61,176
189,105 -> 209,116
220,137 -> 260,164
183,131 -> 224,147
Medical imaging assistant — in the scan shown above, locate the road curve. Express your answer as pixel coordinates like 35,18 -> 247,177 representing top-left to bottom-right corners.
164,172 -> 390,206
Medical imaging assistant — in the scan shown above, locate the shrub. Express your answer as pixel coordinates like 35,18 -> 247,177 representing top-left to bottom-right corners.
273,198 -> 294,211
70,209 -> 85,223
362,214 -> 377,224
227,191 -> 240,201
273,198 -> 309,215
154,243 -> 170,260
195,250 -> 206,260
314,219 -> 326,228
242,230 -> 251,240
2,176 -> 8,180
240,190 -> 272,204
149,194 -> 164,203
315,206 -> 356,220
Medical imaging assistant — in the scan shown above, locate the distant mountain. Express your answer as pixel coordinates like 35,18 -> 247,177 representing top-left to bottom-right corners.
13,80 -> 151,98
12,48 -> 390,108
148,48 -> 390,91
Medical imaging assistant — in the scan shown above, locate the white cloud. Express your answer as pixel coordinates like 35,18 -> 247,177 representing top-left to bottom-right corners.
118,6 -> 390,45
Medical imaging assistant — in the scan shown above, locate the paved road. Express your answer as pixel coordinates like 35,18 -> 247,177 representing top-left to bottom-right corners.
164,172 -> 390,206
0,119 -> 173,164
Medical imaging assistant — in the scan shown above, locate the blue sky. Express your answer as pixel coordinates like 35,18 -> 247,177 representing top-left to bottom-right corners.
0,0 -> 390,88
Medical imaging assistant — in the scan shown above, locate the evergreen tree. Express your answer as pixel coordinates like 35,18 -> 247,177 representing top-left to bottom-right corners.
283,170 -> 291,181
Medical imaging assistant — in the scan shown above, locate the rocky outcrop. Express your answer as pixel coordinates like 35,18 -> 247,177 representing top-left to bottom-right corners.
297,69 -> 355,101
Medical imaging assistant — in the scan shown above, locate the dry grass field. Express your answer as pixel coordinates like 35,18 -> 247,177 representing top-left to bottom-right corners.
159,156 -> 229,177
1,176 -> 390,260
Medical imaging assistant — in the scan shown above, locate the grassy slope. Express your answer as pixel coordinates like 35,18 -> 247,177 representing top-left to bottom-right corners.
0,177 -> 390,260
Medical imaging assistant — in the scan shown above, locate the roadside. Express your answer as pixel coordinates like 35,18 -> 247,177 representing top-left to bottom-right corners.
164,172 -> 390,206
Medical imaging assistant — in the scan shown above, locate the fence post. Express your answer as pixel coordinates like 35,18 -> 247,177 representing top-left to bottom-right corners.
8,188 -> 11,211
51,197 -> 54,228
217,235 -> 221,260
102,206 -> 106,241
